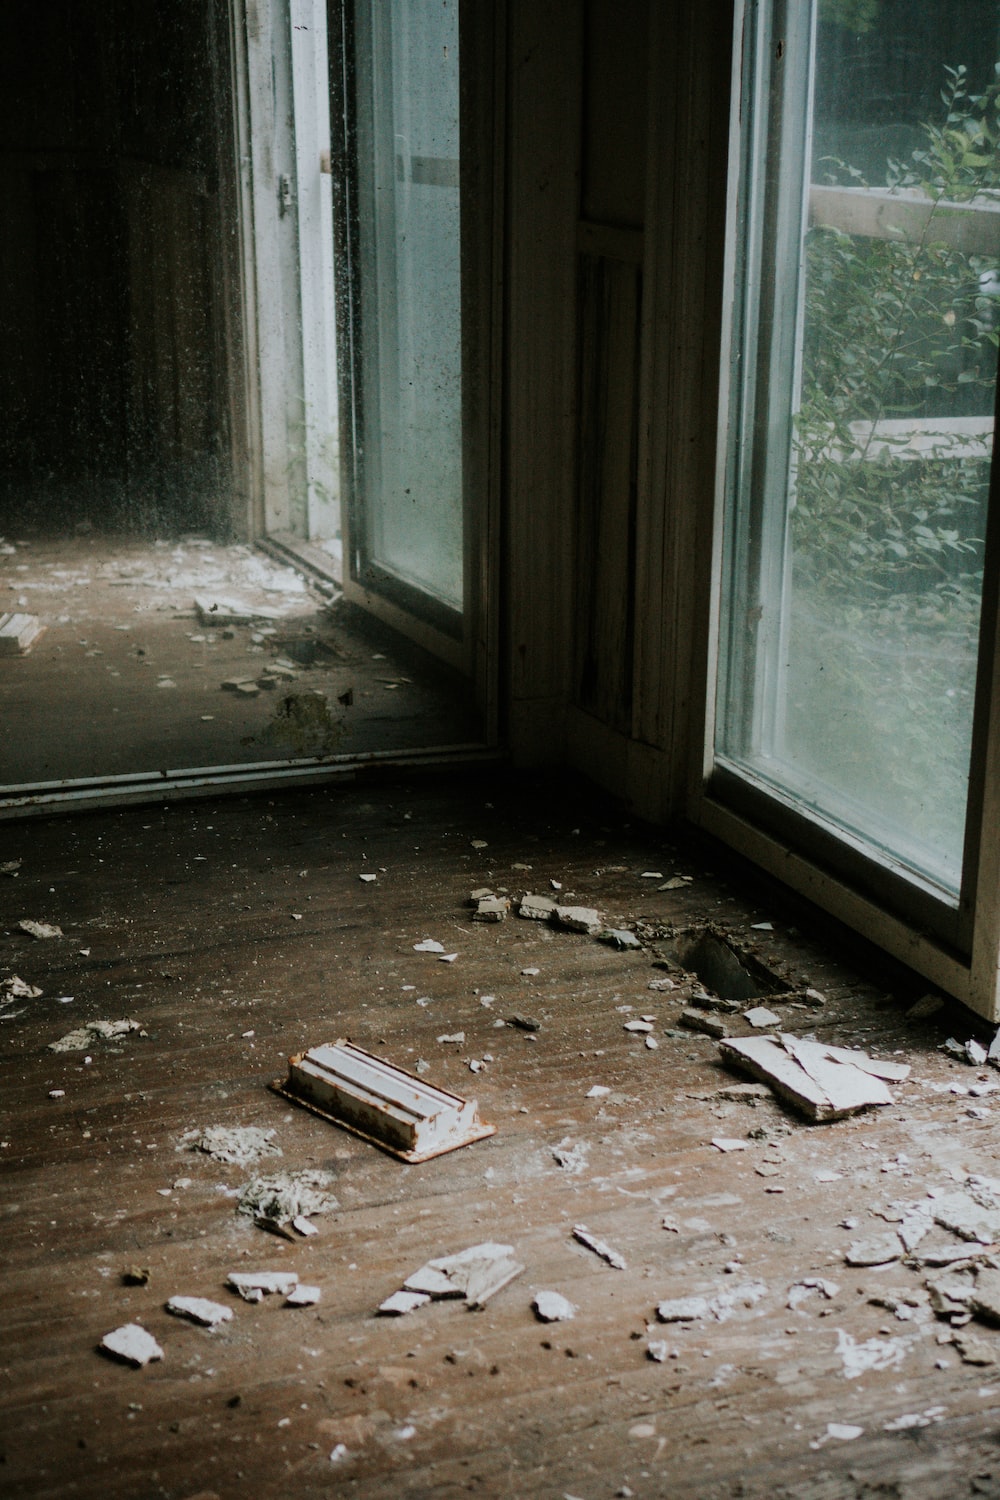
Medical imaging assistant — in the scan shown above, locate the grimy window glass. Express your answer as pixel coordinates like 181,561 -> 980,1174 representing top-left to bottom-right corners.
718,2 -> 1000,898
352,0 -> 463,617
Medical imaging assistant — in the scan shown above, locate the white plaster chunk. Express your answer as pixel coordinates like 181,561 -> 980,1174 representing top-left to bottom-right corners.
166,1295 -> 233,1328
413,939 -> 445,952
845,1234 -> 903,1267
226,1271 -> 299,1300
533,1291 -> 577,1322
553,905 -> 604,935
572,1225 -> 626,1270
19,919 -> 63,940
836,1328 -> 909,1379
49,1018 -> 142,1052
101,1324 -> 164,1367
472,895 -> 509,923
517,894 -> 557,921
191,1124 -> 281,1168
656,1295 -> 712,1322
285,1285 -> 322,1307
743,1006 -> 781,1029
378,1289 -> 431,1316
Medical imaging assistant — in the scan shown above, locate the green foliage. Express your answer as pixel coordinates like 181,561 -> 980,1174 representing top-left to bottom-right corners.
793,63 -> 1000,600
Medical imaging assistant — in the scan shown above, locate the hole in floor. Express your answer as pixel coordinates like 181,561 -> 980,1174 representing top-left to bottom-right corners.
666,930 -> 782,1005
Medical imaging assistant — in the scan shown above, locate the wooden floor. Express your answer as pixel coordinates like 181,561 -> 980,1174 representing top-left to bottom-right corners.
3,772 -> 1000,1500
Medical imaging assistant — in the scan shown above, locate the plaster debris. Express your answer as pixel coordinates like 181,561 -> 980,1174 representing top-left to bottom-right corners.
648,977 -> 678,992
49,1018 -> 143,1052
811,1422 -> 864,1448
521,967 -> 540,977
438,952 -> 459,964
680,1009 -> 729,1039
413,939 -> 445,953
286,1284 -> 322,1307
572,1225 -> 626,1270
955,1331 -> 996,1365
237,1169 -> 338,1225
969,1269 -> 1000,1325
196,597 -> 282,625
623,1019 -> 654,1034
166,1295 -> 233,1328
507,1014 -> 541,1032
743,1006 -> 781,1029
19,919 -> 63,940
719,1034 -> 903,1120
836,1329 -> 908,1379
586,1085 -> 611,1098
0,611 -> 44,655
189,1125 -> 281,1169
552,1139 -> 589,1174
226,1271 -> 299,1301
472,895 -> 510,923
845,1234 -> 903,1266
967,1039 -> 990,1067
711,1137 -> 748,1153
518,894 -> 557,921
386,1243 -> 524,1314
647,1339 -> 671,1361
660,876 -> 693,890
359,873 -> 377,883
292,1215 -> 318,1237
655,1295 -> 712,1322
2,975 -> 41,999
553,905 -> 604,935
378,1290 -> 431,1316
100,1324 -> 164,1367
1,860 -> 23,875
437,1032 -> 465,1045
600,928 -> 641,950
787,1278 -> 840,1310
533,1291 -> 577,1322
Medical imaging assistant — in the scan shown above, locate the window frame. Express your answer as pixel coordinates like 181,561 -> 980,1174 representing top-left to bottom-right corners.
691,0 -> 1000,1019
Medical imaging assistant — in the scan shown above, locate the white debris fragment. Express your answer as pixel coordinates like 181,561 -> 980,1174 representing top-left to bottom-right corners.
49,1019 -> 143,1052
646,1339 -> 672,1361
624,1020 -> 654,1034
190,1125 -> 281,1168
645,1036 -> 659,1050
837,1328 -> 909,1379
518,894 -> 557,921
640,871 -> 663,879
750,921 -> 774,931
533,1291 -> 577,1322
226,1271 -> 299,1301
660,876 -> 693,890
472,895 -> 510,923
656,1295 -> 712,1322
572,1225 -> 626,1270
286,1284 -> 322,1307
166,1295 -> 233,1328
438,953 -> 459,964
237,1169 -> 338,1224
100,1324 -> 164,1367
811,1422 -> 864,1448
2,975 -> 41,999
845,1234 -> 903,1267
48,1089 -> 65,1099
552,1139 -> 589,1174
787,1278 -> 840,1310
967,1039 -> 989,1067
586,1085 -> 610,1098
437,1032 -> 465,1045
718,1034 -> 900,1121
378,1289 -> 431,1316
19,919 -> 63,940
521,967 -> 540,977
743,1006 -> 781,1029
711,1137 -> 748,1153
359,873 -> 377,883
601,929 -> 642,949
390,1243 -> 524,1313
414,939 -> 445,953
553,905 -> 604,935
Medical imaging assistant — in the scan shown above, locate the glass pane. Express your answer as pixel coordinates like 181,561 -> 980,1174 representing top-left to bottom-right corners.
719,3 -> 1000,896
353,0 -> 463,614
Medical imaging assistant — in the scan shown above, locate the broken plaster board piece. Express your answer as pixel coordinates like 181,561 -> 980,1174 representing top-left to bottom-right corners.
19,919 -> 63,940
191,1124 -> 281,1169
518,894 -> 557,921
195,596 -> 282,625
100,1324 -> 164,1367
237,1168 -> 338,1224
553,905 -> 604,935
718,1035 -> 892,1121
378,1289 -> 430,1316
226,1271 -> 298,1300
780,1035 -> 895,1112
49,1018 -> 142,1052
286,1284 -> 322,1307
0,612 -> 45,655
533,1291 -> 577,1322
166,1295 -> 233,1328
272,1040 -> 496,1162
572,1225 -> 626,1270
818,1043 -> 911,1083
472,895 -> 509,923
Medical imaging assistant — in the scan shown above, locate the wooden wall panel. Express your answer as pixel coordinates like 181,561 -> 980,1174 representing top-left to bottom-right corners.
573,252 -> 642,734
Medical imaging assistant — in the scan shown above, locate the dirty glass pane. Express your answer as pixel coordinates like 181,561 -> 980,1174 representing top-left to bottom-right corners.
353,0 -> 463,614
718,3 -> 1000,895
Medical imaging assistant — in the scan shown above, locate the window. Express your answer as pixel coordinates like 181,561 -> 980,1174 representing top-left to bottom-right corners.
707,0 -> 1000,1007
